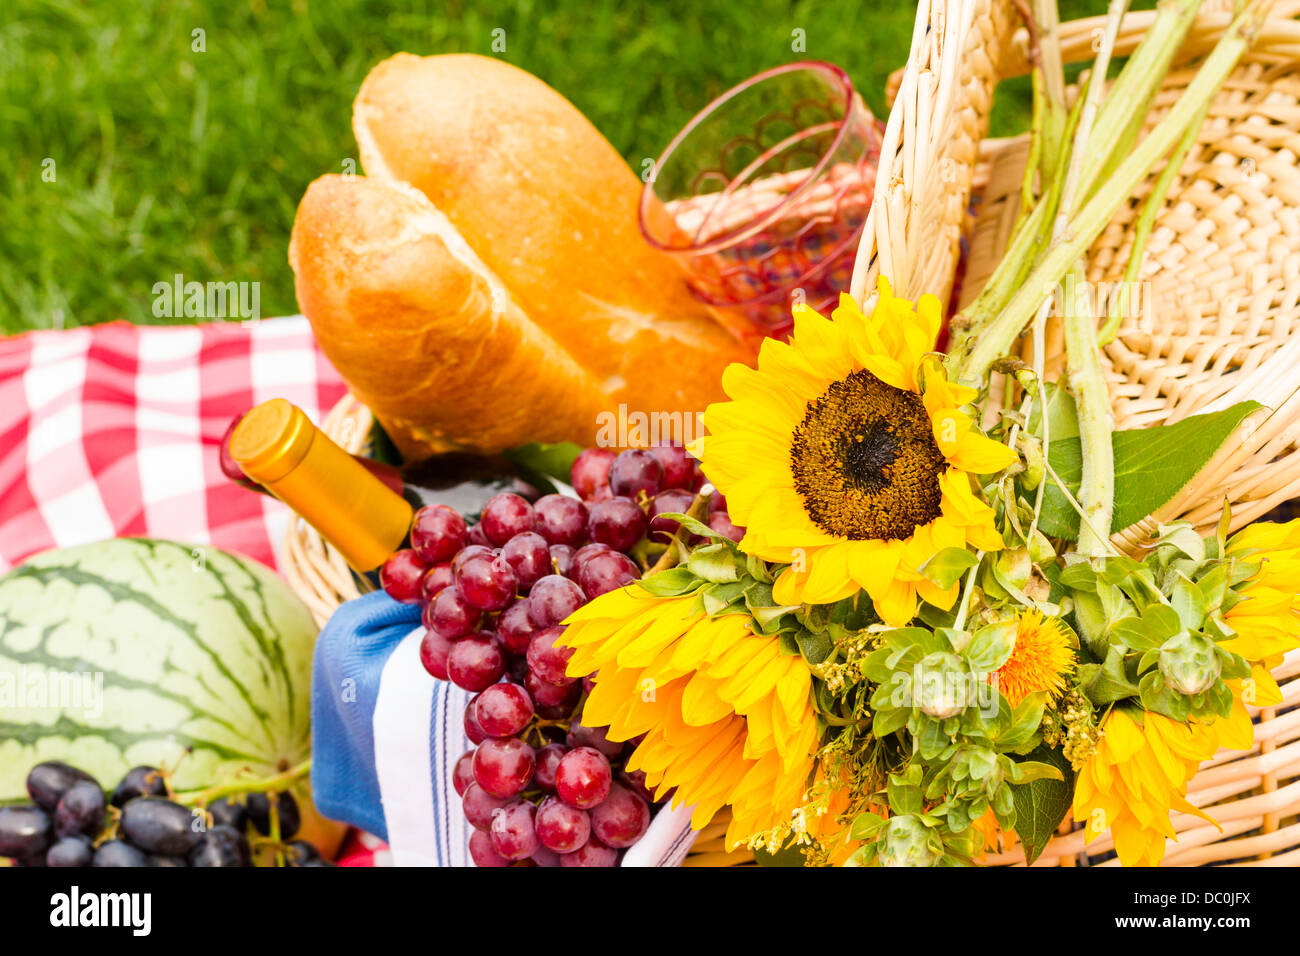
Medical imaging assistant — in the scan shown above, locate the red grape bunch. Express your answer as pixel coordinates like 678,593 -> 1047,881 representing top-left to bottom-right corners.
378,443 -> 745,866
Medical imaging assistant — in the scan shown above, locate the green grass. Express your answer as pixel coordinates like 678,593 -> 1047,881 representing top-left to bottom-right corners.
0,0 -> 1110,334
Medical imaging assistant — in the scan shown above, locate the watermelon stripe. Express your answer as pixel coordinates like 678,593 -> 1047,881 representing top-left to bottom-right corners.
0,629 -> 249,741
0,714 -> 268,764
150,540 -> 296,721
8,562 -> 278,748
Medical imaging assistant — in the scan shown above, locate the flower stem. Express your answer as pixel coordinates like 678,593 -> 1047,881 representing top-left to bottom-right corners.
1062,267 -> 1115,556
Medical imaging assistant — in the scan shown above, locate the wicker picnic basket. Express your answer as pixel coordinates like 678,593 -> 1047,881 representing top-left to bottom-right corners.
285,0 -> 1300,865
855,0 -> 1300,866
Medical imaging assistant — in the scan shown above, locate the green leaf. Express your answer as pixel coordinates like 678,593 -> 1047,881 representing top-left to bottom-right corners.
1027,382 -> 1081,442
636,567 -> 700,597
998,691 -> 1049,750
1170,572 -> 1207,630
965,620 -> 1018,672
872,705 -> 909,738
1080,644 -> 1140,705
793,628 -> 833,666
503,441 -> 582,483
1009,745 -> 1075,865
920,548 -> 980,589
1039,402 -> 1262,539
849,812 -> 887,842
686,543 -> 739,583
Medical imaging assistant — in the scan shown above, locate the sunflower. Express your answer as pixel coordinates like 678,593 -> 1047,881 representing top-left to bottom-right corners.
1072,671 -> 1279,866
560,586 -> 819,849
1223,520 -> 1300,663
690,277 -> 1017,627
993,610 -> 1075,706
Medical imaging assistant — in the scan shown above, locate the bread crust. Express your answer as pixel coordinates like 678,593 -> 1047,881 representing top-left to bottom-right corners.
289,175 -> 610,457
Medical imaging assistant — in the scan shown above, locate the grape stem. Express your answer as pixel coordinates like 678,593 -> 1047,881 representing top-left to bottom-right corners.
648,490 -> 713,575
172,759 -> 311,808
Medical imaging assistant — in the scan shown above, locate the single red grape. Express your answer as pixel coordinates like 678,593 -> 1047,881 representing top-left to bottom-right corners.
548,544 -> 575,579
649,443 -> 697,491
461,782 -> 511,830
559,837 -> 619,867
526,672 -> 582,715
619,767 -> 658,805
446,633 -> 505,692
474,682 -> 534,738
708,510 -> 744,543
530,846 -> 562,867
526,626 -> 577,687
418,629 -> 453,681
473,737 -> 536,798
454,552 -> 518,611
469,827 -> 511,866
534,744 -> 566,793
566,720 -> 623,759
533,495 -> 589,547
466,524 -> 492,547
420,562 -> 454,603
587,497 -> 648,552
648,489 -> 696,544
570,447 -> 616,501
452,750 -> 476,797
410,505 -> 467,564
497,601 -> 540,655
427,585 -> 482,640
535,796 -> 591,854
589,783 -> 651,848
481,493 -> 535,546
464,696 -> 488,745
708,491 -> 727,514
577,550 -> 640,599
555,747 -> 612,809
608,449 -> 664,499
569,542 -> 613,581
489,801 -> 539,861
500,531 -> 552,592
526,575 -> 587,629
379,548 -> 427,604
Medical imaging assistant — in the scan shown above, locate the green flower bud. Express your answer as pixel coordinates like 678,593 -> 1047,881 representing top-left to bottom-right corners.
912,651 -> 971,719
1158,631 -> 1222,696
878,815 -> 941,867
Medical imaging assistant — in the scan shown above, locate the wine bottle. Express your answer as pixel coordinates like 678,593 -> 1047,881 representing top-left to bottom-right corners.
221,410 -> 542,522
227,399 -> 414,576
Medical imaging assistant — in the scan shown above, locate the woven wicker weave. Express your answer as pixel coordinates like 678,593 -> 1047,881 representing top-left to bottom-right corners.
878,0 -> 1300,866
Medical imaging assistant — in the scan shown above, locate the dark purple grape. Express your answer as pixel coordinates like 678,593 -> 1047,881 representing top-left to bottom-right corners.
570,447 -> 616,502
46,835 -> 94,868
207,797 -> 247,831
111,765 -> 167,808
577,550 -> 640,598
120,797 -> 202,855
284,840 -> 322,866
588,496 -> 648,552
501,532 -> 552,592
533,495 -> 589,547
0,805 -> 52,859
189,824 -> 251,866
54,780 -> 105,838
526,575 -> 587,629
246,791 -> 300,839
608,449 -> 664,499
379,548 -> 428,604
93,839 -> 147,867
27,761 -> 96,812
481,493 -> 535,546
411,504 -> 468,564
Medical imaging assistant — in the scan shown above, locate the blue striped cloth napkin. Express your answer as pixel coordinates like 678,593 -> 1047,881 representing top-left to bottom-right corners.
310,590 -> 698,866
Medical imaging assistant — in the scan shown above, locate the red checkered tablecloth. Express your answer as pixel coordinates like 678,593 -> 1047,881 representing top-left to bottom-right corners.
0,317 -> 346,573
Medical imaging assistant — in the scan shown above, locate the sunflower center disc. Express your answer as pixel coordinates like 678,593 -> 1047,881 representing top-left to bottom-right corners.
790,369 -> 945,541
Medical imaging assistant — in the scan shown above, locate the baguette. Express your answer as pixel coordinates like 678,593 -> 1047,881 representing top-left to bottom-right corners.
289,174 -> 610,458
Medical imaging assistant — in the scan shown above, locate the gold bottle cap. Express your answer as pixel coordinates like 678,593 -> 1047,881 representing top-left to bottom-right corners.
230,399 -> 413,573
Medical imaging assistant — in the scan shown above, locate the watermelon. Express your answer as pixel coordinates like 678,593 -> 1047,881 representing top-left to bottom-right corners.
0,538 -> 317,801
